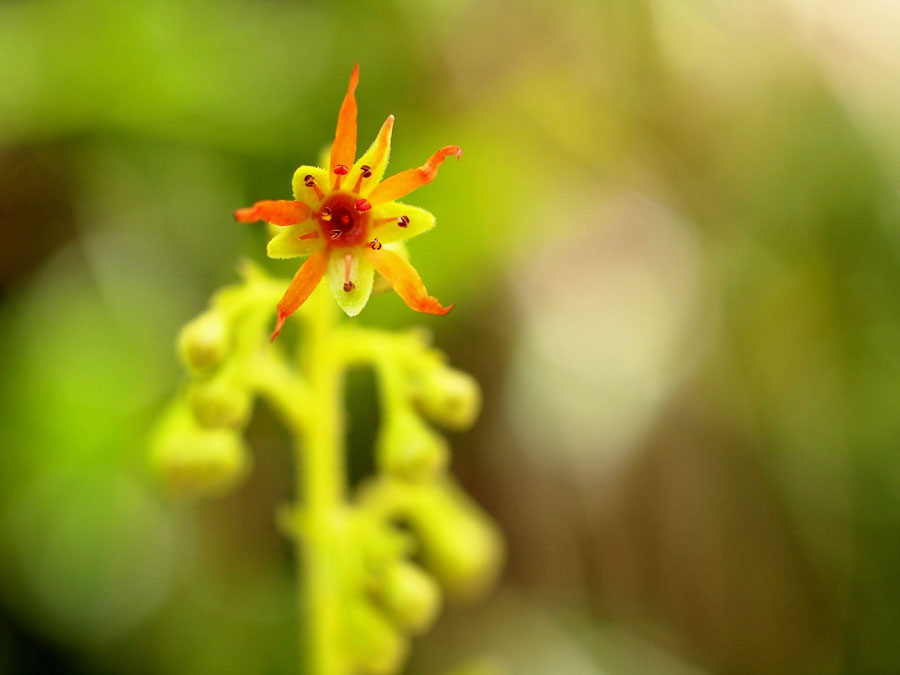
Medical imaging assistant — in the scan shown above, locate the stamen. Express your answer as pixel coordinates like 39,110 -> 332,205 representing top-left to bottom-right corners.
320,207 -> 333,222
331,230 -> 343,240
369,238 -> 383,250
333,164 -> 349,190
355,199 -> 371,212
304,174 -> 324,199
299,231 -> 319,240
353,164 -> 372,193
398,215 -> 409,228
343,254 -> 354,292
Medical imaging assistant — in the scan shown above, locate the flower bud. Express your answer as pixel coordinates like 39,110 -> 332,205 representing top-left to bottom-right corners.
376,410 -> 448,482
189,371 -> 252,429
414,367 -> 481,431
377,560 -> 441,634
345,600 -> 408,675
151,407 -> 251,497
405,481 -> 504,602
178,311 -> 230,375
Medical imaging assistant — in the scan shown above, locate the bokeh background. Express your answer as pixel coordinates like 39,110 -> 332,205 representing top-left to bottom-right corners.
3,0 -> 900,673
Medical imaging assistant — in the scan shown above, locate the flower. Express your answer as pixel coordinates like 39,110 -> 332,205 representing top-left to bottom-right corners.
234,64 -> 460,340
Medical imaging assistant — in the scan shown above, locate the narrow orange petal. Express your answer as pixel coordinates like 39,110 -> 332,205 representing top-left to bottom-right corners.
234,200 -> 311,226
368,145 -> 461,205
271,249 -> 329,341
366,248 -> 453,316
330,63 -> 359,173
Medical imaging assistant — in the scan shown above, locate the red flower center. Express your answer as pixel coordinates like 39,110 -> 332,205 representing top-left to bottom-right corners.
318,192 -> 369,248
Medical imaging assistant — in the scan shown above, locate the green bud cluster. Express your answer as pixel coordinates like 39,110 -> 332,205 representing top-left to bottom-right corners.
369,331 -> 481,479
333,329 -> 501,673
151,263 -> 502,674
150,262 -> 285,497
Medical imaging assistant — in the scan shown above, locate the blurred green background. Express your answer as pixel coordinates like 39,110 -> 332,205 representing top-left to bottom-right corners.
3,0 -> 900,673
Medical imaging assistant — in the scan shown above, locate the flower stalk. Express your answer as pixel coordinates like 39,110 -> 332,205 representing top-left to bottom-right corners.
297,286 -> 346,675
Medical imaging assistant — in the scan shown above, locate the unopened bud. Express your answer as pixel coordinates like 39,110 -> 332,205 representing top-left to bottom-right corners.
405,480 -> 504,602
178,311 -> 230,375
345,601 -> 408,675
414,367 -> 481,431
151,407 -> 250,497
377,561 -> 441,634
189,373 -> 252,429
377,410 -> 448,482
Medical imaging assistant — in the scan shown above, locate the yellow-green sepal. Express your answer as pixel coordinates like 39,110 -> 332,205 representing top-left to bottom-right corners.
370,201 -> 435,244
291,165 -> 330,204
350,115 -> 394,197
267,226 -> 324,259
325,249 -> 375,317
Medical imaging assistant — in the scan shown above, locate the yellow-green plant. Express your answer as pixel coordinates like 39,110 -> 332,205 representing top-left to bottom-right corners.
150,65 -> 502,675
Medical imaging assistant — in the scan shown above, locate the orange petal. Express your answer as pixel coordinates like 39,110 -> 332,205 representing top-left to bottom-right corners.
234,200 -> 311,226
271,249 -> 329,341
330,63 -> 359,174
366,248 -> 453,316
368,146 -> 461,205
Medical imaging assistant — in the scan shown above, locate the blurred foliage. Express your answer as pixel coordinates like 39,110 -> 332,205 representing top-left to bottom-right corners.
3,0 -> 900,673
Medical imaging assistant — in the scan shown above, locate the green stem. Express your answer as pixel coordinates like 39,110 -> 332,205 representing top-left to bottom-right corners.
297,286 -> 347,675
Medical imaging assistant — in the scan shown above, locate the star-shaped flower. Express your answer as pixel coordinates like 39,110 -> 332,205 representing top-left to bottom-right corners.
235,64 -> 459,340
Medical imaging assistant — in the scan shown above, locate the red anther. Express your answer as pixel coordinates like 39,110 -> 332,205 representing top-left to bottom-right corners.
304,175 -> 324,199
369,238 -> 383,250
320,207 -> 333,222
331,230 -> 342,240
333,164 -> 349,190
299,231 -> 319,240
343,281 -> 356,292
354,165 -> 373,193
355,199 -> 371,212
398,215 -> 410,228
